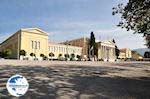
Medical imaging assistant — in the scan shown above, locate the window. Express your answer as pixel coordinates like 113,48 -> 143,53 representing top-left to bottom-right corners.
54,46 -> 55,52
31,41 -> 34,49
38,41 -> 40,49
51,46 -> 53,51
49,46 -> 50,51
35,41 -> 37,49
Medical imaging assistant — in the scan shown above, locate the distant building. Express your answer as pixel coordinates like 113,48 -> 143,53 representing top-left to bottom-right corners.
119,48 -> 132,59
61,37 -> 90,60
97,40 -> 116,62
48,42 -> 82,60
132,51 -> 143,61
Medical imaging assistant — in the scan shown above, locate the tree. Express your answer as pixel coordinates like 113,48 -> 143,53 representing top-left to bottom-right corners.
0,51 -> 4,58
58,53 -> 63,60
76,55 -> 81,61
89,31 -> 97,59
70,53 -> 75,61
40,54 -> 45,57
3,49 -> 12,58
58,53 -> 62,57
30,53 -> 35,57
113,0 -> 150,49
112,39 -> 120,58
20,50 -> 26,56
145,34 -> 150,48
64,54 -> 69,60
49,52 -> 54,57
144,51 -> 150,58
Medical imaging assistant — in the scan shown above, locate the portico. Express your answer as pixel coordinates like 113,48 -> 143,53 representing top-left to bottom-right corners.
97,40 -> 116,62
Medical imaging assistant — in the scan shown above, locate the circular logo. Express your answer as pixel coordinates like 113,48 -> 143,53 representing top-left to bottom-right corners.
6,74 -> 29,97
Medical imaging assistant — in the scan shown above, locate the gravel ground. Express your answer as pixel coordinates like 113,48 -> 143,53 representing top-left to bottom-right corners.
0,60 -> 150,99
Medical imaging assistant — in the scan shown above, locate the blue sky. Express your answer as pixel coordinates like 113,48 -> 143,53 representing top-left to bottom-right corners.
0,0 -> 146,49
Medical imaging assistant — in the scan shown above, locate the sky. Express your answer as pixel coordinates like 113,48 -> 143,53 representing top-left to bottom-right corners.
0,0 -> 146,49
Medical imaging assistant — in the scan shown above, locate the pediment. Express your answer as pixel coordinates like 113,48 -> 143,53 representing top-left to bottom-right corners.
21,28 -> 48,36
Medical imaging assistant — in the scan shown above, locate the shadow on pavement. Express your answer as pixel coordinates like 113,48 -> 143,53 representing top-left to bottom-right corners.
0,65 -> 149,99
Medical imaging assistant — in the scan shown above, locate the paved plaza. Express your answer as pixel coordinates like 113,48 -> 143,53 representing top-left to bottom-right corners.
0,60 -> 150,99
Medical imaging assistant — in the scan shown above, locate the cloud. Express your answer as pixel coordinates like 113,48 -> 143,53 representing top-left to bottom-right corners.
93,28 -> 146,49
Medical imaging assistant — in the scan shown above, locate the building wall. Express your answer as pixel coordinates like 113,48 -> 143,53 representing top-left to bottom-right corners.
118,52 -> 126,59
61,37 -> 90,59
48,43 -> 82,59
119,48 -> 132,59
97,41 -> 116,62
20,29 -> 49,59
0,28 -> 49,60
0,31 -> 20,59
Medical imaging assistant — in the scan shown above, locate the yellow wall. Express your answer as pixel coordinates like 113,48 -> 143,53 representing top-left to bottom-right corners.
48,43 -> 82,59
0,31 -> 20,59
20,29 -> 48,58
0,28 -> 49,59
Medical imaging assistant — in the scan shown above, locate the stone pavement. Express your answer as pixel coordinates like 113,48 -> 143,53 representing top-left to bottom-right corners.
0,60 -> 150,99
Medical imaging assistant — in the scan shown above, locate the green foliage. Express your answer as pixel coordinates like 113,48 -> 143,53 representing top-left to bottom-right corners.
76,55 -> 81,60
115,46 -> 120,58
145,34 -> 150,48
40,54 -> 45,57
112,39 -> 120,58
113,0 -> 150,48
71,53 -> 75,58
49,52 -> 54,57
89,31 -> 97,56
70,53 -> 75,61
1,49 -> 12,58
58,53 -> 62,57
20,50 -> 26,56
30,53 -> 35,57
64,54 -> 69,58
0,51 -> 4,57
144,51 -> 150,58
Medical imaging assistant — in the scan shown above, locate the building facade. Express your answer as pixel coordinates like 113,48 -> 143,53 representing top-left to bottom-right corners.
0,28 -> 82,60
48,43 -> 82,60
119,48 -> 132,59
0,28 -> 49,59
61,37 -> 90,60
97,40 -> 116,62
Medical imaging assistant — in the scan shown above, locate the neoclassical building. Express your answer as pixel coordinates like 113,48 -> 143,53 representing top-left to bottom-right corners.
62,38 -> 117,61
119,48 -> 132,59
0,28 -> 82,60
97,40 -> 116,62
0,28 -> 117,61
48,43 -> 82,60
61,37 -> 90,60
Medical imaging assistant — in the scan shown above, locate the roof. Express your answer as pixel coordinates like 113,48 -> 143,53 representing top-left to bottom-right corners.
97,40 -> 115,45
20,28 -> 49,36
120,48 -> 131,53
49,42 -> 82,49
0,28 -> 49,45
61,37 -> 90,43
